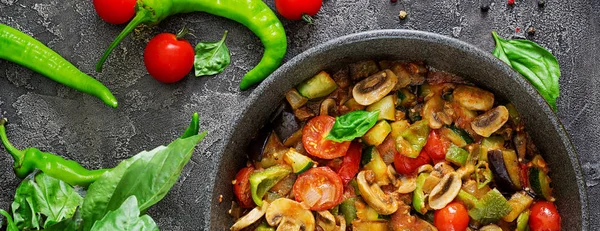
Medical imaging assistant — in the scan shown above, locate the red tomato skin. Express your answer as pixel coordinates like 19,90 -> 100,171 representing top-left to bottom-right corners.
275,0 -> 323,20
434,202 -> 470,231
337,142 -> 362,185
93,0 -> 136,24
143,33 -> 195,83
394,149 -> 432,175
302,116 -> 351,159
293,167 -> 344,211
422,129 -> 450,162
233,166 -> 255,208
529,201 -> 561,231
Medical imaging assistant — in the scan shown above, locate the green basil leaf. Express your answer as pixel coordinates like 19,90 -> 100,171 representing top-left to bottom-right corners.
90,196 -> 158,231
0,209 -> 19,231
194,31 -> 231,77
44,209 -> 82,231
11,178 -> 40,230
81,115 -> 206,231
31,173 -> 83,228
326,110 -> 379,142
492,31 -> 561,111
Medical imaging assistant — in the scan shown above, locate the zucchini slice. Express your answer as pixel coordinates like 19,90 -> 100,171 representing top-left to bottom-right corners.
363,120 -> 392,146
445,145 -> 469,166
529,167 -> 554,201
440,126 -> 473,147
366,95 -> 397,121
297,71 -> 338,99
363,148 -> 389,185
283,148 -> 314,174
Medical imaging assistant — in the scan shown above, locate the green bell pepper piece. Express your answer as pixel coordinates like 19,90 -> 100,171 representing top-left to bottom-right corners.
397,120 -> 430,158
468,188 -> 511,224
249,165 -> 292,206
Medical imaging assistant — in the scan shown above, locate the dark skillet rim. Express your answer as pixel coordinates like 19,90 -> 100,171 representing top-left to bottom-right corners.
209,29 -> 589,230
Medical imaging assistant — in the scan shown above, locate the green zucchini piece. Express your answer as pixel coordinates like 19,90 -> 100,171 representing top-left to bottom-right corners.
529,167 -> 553,201
506,103 -> 521,126
367,95 -> 397,121
297,71 -> 338,99
349,178 -> 361,196
283,148 -> 314,174
390,120 -> 410,138
397,120 -> 430,158
503,191 -> 534,222
413,172 -> 429,214
340,197 -> 358,224
449,125 -> 474,144
480,136 -> 505,161
255,221 -> 275,231
516,209 -> 531,231
446,144 -> 469,166
363,120 -> 392,146
249,165 -> 292,206
468,188 -> 511,224
363,148 -> 389,185
456,189 -> 478,209
440,126 -> 473,147
361,146 -> 375,166
418,83 -> 434,100
356,201 -> 380,221
397,89 -> 416,108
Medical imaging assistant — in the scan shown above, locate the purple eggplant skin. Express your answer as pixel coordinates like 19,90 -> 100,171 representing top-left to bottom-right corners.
488,149 -> 520,192
247,124 -> 274,162
271,103 -> 301,142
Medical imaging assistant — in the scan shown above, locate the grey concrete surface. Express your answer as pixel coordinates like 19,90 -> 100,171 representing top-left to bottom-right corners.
0,0 -> 598,230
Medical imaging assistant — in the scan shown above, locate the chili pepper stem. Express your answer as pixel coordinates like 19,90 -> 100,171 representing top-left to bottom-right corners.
0,119 -> 25,166
96,10 -> 153,72
302,14 -> 314,24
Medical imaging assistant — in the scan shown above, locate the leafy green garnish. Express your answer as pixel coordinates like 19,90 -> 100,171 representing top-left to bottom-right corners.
492,31 -> 561,110
0,209 -> 18,231
32,173 -> 83,228
11,178 -> 39,230
194,31 -> 231,77
325,110 -> 379,142
90,196 -> 158,231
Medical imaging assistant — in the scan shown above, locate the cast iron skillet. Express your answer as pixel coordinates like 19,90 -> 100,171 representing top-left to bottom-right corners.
207,30 -> 589,230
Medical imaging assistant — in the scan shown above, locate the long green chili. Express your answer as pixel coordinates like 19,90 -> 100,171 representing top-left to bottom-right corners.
96,0 -> 288,90
0,24 -> 118,108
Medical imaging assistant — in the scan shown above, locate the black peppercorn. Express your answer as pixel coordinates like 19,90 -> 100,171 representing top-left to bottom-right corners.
538,0 -> 545,7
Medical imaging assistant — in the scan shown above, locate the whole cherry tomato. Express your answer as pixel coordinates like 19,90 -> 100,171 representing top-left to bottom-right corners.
275,0 -> 323,23
336,142 -> 362,185
302,115 -> 351,159
93,0 -> 136,25
422,129 -> 450,162
293,167 -> 343,210
529,201 -> 561,231
143,32 -> 195,83
434,201 -> 470,231
394,148 -> 432,175
233,166 -> 255,208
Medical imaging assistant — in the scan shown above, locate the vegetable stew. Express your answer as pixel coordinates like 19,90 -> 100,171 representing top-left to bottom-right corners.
230,60 -> 561,231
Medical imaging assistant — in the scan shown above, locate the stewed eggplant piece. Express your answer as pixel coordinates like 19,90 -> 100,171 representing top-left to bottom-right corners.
487,149 -> 522,192
271,103 -> 301,143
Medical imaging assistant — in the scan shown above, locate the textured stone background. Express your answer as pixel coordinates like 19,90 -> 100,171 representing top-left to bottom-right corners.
0,0 -> 598,230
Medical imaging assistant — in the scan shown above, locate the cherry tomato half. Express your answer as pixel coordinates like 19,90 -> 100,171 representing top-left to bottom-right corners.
275,0 -> 323,21
394,148 -> 432,175
302,115 -> 351,159
233,166 -> 255,208
337,142 -> 362,185
529,201 -> 561,231
93,0 -> 136,25
143,33 -> 195,83
434,201 -> 470,231
293,167 -> 343,211
422,129 -> 450,162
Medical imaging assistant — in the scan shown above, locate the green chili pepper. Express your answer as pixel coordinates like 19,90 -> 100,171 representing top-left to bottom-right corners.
95,0 -> 288,90
0,24 -> 118,108
0,118 -> 110,187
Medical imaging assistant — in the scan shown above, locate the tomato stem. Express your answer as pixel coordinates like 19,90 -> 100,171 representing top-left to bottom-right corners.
302,14 -> 314,24
176,27 -> 189,40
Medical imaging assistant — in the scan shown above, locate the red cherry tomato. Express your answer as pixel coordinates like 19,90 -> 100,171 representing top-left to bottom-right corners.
337,142 -> 362,185
394,148 -> 432,175
434,201 -> 470,231
293,167 -> 343,211
143,33 -> 195,83
302,116 -> 351,159
422,129 -> 450,162
93,0 -> 136,25
233,166 -> 255,208
275,0 -> 323,21
529,201 -> 561,231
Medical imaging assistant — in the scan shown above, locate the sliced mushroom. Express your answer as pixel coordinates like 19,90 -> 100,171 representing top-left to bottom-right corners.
479,224 -> 503,231
316,211 -> 345,231
471,106 -> 509,137
230,201 -> 270,231
422,96 -> 445,129
356,170 -> 399,215
453,85 -> 494,111
434,162 -> 455,175
387,165 -> 417,193
417,164 -> 434,174
265,198 -> 315,231
320,98 -> 336,116
352,69 -> 398,106
428,172 -> 462,210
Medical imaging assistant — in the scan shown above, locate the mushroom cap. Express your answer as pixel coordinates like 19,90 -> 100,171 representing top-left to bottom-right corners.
428,172 -> 462,210
356,170 -> 399,215
471,106 -> 509,137
352,69 -> 398,106
265,198 -> 315,231
230,201 -> 269,231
